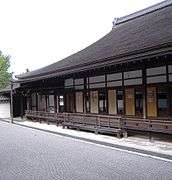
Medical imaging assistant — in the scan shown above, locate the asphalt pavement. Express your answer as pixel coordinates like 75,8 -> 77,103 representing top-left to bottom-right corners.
0,121 -> 172,180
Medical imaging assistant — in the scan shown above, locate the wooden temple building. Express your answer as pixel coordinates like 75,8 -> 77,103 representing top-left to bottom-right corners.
11,0 -> 172,137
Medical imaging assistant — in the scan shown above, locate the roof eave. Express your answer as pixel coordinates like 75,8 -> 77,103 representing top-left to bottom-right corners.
15,45 -> 172,84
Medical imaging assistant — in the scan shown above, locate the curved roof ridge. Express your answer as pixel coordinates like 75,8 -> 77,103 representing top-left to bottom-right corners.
113,0 -> 172,27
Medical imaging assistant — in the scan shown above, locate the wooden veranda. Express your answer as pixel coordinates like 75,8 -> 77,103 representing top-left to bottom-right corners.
25,110 -> 172,137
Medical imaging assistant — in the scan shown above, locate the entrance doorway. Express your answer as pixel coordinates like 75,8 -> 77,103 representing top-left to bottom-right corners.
157,87 -> 168,117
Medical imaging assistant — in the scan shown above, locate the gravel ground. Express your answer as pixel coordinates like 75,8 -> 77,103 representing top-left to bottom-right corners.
0,121 -> 172,180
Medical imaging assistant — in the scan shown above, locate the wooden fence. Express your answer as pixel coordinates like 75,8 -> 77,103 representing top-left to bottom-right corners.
25,110 -> 172,136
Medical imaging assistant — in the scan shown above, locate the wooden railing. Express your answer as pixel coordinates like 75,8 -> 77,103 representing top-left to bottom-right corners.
122,117 -> 172,134
25,110 -> 172,135
25,110 -> 124,137
63,113 -> 122,129
25,110 -> 64,125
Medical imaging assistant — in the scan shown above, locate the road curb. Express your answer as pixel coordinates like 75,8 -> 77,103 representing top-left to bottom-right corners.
1,119 -> 172,161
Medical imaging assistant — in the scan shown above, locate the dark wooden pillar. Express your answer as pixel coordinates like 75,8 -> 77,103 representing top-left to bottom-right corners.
63,93 -> 65,113
84,77 -> 87,113
122,66 -> 125,116
73,79 -> 76,113
20,96 -> 24,118
45,95 -> 48,112
54,92 -> 57,113
143,64 -> 147,119
36,93 -> 38,111
166,64 -> 170,116
105,73 -> 108,114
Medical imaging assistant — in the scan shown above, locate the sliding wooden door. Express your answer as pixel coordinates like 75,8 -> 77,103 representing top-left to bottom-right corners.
75,91 -> 84,113
108,89 -> 117,115
147,87 -> 157,117
90,91 -> 98,114
125,88 -> 135,116
66,92 -> 75,113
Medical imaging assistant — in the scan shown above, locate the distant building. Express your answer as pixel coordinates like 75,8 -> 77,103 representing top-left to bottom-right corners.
0,83 -> 21,118
0,87 -> 10,118
0,95 -> 9,103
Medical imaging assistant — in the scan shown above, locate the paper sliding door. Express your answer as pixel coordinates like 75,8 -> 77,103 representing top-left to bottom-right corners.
108,89 -> 117,115
75,91 -> 84,113
147,87 -> 157,117
125,88 -> 135,116
90,91 -> 98,114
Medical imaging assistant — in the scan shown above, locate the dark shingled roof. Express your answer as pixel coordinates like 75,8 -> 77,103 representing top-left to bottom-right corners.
16,0 -> 172,82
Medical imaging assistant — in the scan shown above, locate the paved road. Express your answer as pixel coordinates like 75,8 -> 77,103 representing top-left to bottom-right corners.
0,121 -> 172,180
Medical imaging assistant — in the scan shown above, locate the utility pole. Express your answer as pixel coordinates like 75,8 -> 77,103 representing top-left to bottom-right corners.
10,81 -> 13,123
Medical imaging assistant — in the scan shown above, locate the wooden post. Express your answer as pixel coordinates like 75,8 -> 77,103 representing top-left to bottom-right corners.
143,65 -> 147,119
166,64 -> 170,116
36,93 -> 38,111
122,66 -> 125,116
84,77 -> 87,114
45,95 -> 48,112
10,81 -> 14,123
105,73 -> 108,114
54,94 -> 57,113
20,96 -> 24,119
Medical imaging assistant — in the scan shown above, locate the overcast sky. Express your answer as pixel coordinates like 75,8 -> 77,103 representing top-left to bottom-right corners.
0,0 -> 163,76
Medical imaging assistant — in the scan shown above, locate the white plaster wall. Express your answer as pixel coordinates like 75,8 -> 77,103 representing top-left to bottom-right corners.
0,103 -> 10,118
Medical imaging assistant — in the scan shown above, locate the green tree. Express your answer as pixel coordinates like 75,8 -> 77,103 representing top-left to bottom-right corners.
0,51 -> 11,89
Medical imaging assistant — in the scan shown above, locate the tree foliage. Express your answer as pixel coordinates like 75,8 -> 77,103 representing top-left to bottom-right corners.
0,51 -> 11,89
